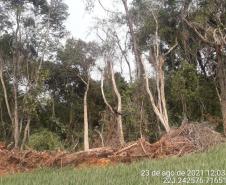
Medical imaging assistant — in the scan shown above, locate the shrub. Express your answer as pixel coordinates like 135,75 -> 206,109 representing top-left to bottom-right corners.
28,129 -> 62,151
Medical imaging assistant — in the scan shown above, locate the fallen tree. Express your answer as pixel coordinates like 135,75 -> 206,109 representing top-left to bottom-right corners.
0,123 -> 225,175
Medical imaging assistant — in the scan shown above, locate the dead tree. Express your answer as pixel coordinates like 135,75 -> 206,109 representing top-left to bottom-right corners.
0,57 -> 12,124
21,116 -> 31,149
113,31 -> 132,83
78,75 -> 90,151
142,11 -> 177,132
122,1 -> 177,133
100,60 -> 125,146
83,78 -> 90,151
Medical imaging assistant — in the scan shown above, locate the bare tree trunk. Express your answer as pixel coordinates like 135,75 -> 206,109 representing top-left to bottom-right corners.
100,64 -> 125,146
19,116 -> 24,135
52,97 -> 56,118
121,1 -> 175,133
216,46 -> 226,135
95,129 -> 104,147
12,53 -> 23,149
181,94 -> 187,118
0,67 -> 12,122
0,104 -> 7,140
114,33 -> 132,82
121,0 -> 143,79
139,6 -> 177,133
21,115 -> 31,150
109,62 -> 125,146
139,100 -> 144,138
12,53 -> 20,149
13,76 -> 20,149
141,58 -> 170,133
159,63 -> 169,125
12,7 -> 21,149
69,103 -> 73,125
84,78 -> 90,151
101,72 -> 115,114
0,45 -> 20,149
221,100 -> 226,135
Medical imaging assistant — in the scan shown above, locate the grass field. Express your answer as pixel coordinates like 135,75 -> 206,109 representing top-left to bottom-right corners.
1,144 -> 226,185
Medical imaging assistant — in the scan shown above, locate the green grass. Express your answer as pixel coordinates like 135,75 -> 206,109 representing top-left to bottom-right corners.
1,144 -> 226,185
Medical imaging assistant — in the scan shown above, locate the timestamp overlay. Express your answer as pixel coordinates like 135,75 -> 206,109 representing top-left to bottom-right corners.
140,169 -> 226,184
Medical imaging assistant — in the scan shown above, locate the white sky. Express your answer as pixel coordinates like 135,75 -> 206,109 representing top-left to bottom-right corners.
63,0 -> 145,81
64,0 -> 109,41
64,0 -> 128,79
64,0 -> 133,40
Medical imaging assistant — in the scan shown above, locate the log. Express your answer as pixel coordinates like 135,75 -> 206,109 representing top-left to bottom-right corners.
49,147 -> 114,167
113,142 -> 138,155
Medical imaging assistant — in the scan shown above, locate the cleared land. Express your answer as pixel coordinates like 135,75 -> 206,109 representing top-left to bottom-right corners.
1,144 -> 226,185
0,123 -> 225,174
0,123 -> 225,185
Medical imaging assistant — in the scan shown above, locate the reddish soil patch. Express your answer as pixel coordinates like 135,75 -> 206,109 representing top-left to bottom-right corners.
0,123 -> 225,176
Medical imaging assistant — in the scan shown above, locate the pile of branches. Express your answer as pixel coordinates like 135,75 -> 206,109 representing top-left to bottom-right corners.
111,123 -> 225,161
0,147 -> 51,174
0,123 -> 225,175
0,146 -> 115,175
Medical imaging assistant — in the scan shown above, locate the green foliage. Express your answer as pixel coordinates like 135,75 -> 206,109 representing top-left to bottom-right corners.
0,34 -> 13,59
167,61 -> 221,123
168,63 -> 191,120
0,0 -> 224,149
171,62 -> 199,104
28,129 -> 62,151
121,80 -> 159,142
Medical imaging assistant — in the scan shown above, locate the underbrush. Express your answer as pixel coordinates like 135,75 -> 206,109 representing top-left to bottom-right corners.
28,129 -> 63,151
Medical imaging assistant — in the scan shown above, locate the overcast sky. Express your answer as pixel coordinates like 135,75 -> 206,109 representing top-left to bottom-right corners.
63,0 -> 137,81
64,0 -> 108,41
63,0 -> 133,40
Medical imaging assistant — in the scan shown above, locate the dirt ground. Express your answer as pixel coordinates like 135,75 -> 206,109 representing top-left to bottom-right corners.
0,123 -> 225,176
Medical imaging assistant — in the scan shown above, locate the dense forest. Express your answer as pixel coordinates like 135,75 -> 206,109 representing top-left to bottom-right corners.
0,0 -> 225,153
